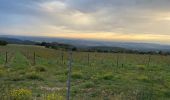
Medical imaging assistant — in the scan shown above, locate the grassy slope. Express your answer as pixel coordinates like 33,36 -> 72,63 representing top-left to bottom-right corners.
0,44 -> 170,100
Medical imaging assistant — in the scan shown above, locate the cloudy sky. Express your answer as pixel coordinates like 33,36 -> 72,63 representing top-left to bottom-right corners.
0,0 -> 170,44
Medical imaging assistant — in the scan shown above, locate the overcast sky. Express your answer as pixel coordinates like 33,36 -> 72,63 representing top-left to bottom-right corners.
0,0 -> 170,44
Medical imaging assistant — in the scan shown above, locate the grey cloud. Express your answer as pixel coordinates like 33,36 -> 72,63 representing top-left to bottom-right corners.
1,0 -> 170,35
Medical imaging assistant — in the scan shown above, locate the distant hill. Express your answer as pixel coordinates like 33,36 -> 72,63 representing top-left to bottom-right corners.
0,37 -> 37,45
37,42 -> 76,50
1,35 -> 170,52
78,46 -> 128,52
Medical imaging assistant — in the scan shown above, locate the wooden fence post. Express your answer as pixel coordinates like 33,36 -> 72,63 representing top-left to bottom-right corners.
147,55 -> 151,67
5,52 -> 8,63
116,54 -> 119,67
66,50 -> 73,100
61,52 -> 64,64
33,52 -> 36,65
87,53 -> 90,65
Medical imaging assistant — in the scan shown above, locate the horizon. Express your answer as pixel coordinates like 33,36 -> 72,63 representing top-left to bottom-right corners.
1,0 -> 170,44
1,34 -> 170,46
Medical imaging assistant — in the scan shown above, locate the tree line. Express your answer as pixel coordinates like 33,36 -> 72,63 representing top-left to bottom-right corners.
0,40 -> 8,46
36,42 -> 170,56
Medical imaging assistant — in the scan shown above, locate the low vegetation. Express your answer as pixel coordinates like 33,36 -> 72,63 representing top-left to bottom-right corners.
0,44 -> 170,100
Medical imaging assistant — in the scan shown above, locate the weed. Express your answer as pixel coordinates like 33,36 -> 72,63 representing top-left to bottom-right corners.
137,65 -> 146,70
81,81 -> 95,88
10,88 -> 32,100
72,71 -> 83,79
102,73 -> 113,80
46,93 -> 64,100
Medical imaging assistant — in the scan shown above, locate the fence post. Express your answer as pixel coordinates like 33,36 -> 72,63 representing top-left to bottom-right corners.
122,51 -> 126,68
66,50 -> 73,100
87,53 -> 90,65
147,55 -> 151,67
61,52 -> 64,64
33,52 -> 36,65
27,51 -> 29,58
5,52 -> 8,64
116,54 -> 119,67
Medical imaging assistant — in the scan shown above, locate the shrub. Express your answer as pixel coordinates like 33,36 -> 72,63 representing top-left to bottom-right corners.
102,73 -> 113,80
0,40 -> 8,46
47,93 -> 64,100
136,65 -> 146,70
35,66 -> 46,72
26,72 -> 44,80
58,75 -> 66,82
71,72 -> 83,79
10,88 -> 32,100
18,70 -> 26,75
0,69 -> 5,77
10,75 -> 24,81
164,90 -> 170,97
137,75 -> 149,82
81,81 -> 95,88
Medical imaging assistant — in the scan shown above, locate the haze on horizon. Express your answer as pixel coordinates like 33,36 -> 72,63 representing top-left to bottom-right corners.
0,0 -> 170,44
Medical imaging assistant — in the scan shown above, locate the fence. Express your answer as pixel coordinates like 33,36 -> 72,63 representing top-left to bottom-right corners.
0,49 -> 169,100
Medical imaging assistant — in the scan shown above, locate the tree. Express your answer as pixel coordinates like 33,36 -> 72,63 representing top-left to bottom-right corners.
72,47 -> 77,51
0,40 -> 8,46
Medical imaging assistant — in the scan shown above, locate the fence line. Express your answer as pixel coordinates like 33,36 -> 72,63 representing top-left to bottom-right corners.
66,50 -> 73,100
1,50 -> 170,99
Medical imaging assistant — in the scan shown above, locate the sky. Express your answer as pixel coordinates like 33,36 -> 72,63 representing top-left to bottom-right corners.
0,0 -> 170,44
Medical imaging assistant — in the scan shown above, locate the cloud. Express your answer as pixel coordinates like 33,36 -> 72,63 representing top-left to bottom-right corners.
0,0 -> 170,43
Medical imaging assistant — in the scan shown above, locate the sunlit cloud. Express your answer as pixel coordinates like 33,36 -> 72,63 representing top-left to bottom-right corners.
0,0 -> 170,44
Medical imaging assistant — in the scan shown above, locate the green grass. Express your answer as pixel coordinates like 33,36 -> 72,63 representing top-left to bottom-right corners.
0,44 -> 170,100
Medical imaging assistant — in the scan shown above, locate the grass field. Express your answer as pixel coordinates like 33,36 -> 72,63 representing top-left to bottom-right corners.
0,44 -> 170,100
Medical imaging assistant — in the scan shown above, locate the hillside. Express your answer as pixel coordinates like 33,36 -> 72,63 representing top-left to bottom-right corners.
1,35 -> 170,52
0,37 -> 37,45
0,44 -> 170,99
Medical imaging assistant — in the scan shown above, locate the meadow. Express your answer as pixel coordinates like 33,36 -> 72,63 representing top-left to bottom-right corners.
0,44 -> 170,100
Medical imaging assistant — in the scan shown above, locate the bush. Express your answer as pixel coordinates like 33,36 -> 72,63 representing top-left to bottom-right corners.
10,88 -> 32,100
0,40 -> 8,46
35,66 -> 46,72
81,81 -> 95,88
0,69 -> 5,77
47,93 -> 64,100
102,73 -> 113,80
136,65 -> 146,70
58,75 -> 67,82
10,75 -> 24,81
137,75 -> 149,82
26,72 -> 44,80
71,72 -> 83,79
